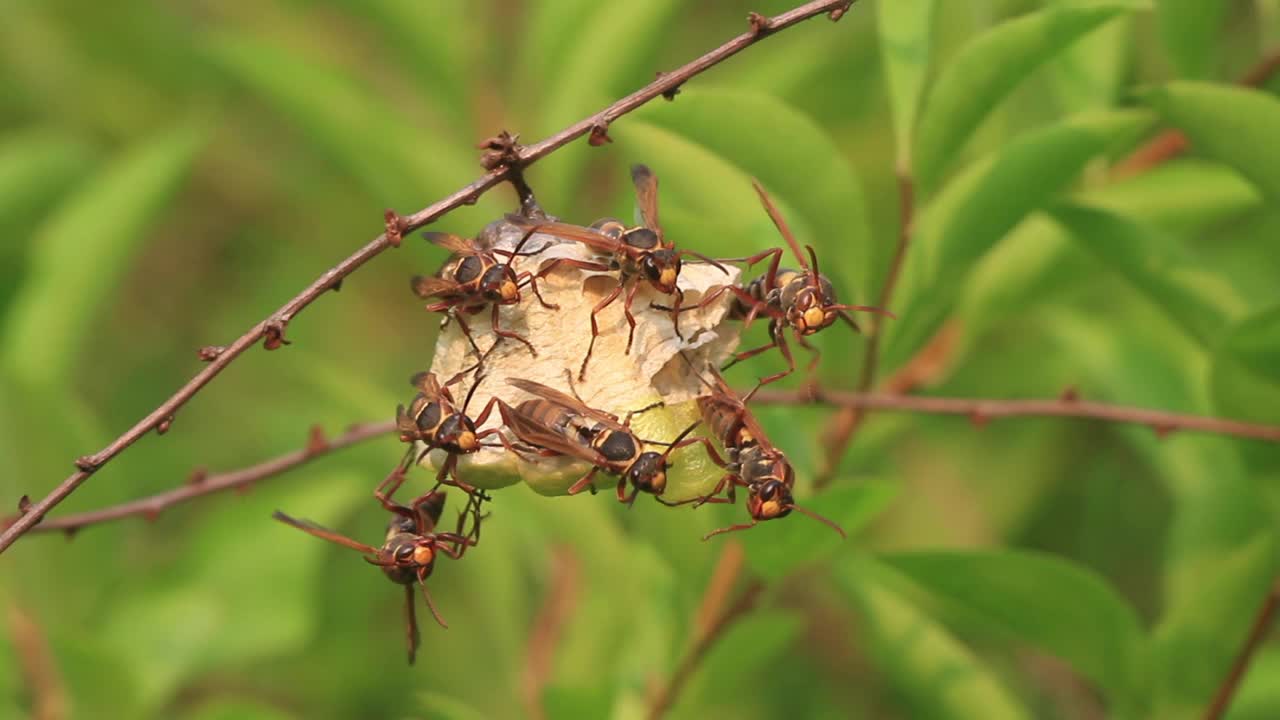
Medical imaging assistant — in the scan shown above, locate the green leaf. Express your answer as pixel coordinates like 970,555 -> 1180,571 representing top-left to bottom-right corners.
1,125 -> 204,387
1047,203 -> 1244,346
1210,304 -> 1280,424
184,700 -> 294,720
837,557 -> 1031,720
206,34 -> 484,216
888,109 -> 1152,371
741,481 -> 898,581
1144,82 -> 1280,200
1079,159 -> 1261,234
0,129 -> 95,232
882,550 -> 1146,709
1155,0 -> 1228,79
1047,3 -> 1132,109
913,1 -> 1139,191
628,88 -> 874,300
419,691 -> 491,720
877,0 -> 937,164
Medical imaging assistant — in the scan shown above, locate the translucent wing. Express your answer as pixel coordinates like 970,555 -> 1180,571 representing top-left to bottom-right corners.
410,274 -> 463,299
506,378 -> 623,429
750,179 -> 812,275
502,402 -> 609,466
630,164 -> 661,236
422,231 -> 481,256
503,214 -> 622,256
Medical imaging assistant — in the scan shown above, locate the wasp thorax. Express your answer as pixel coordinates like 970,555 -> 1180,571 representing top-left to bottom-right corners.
595,430 -> 638,463
624,227 -> 660,250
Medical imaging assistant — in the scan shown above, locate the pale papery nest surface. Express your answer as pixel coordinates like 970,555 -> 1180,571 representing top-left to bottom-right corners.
416,217 -> 743,500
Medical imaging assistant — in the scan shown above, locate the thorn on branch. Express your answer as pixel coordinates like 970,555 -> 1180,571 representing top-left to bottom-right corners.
74,456 -> 98,472
306,425 -> 328,455
156,416 -> 175,436
969,411 -> 989,429
330,278 -> 343,292
748,11 -> 773,35
142,507 -> 161,523
187,468 -> 208,485
1154,424 -> 1177,439
197,345 -> 225,362
588,123 -> 613,147
1059,386 -> 1079,403
655,71 -> 682,101
829,1 -> 854,21
263,318 -> 291,351
235,483 -> 254,497
16,495 -> 31,516
62,527 -> 77,541
384,209 -> 408,248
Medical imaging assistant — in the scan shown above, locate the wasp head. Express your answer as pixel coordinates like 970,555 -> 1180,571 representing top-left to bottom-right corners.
436,413 -> 480,454
782,274 -> 838,335
626,451 -> 669,495
378,533 -> 438,583
642,248 -> 681,294
480,264 -> 520,304
748,479 -> 794,522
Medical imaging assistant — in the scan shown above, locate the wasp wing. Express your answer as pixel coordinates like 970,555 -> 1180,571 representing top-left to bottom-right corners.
502,402 -> 610,466
422,231 -> 481,256
630,164 -> 661,237
410,274 -> 463,300
750,179 -> 812,275
506,378 -> 625,429
503,215 -> 623,256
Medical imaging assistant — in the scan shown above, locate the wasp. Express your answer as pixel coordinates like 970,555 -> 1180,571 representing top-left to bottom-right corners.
272,488 -> 486,664
410,225 -> 555,357
661,361 -> 845,541
505,164 -> 728,380
657,179 -> 893,387
390,369 -> 507,498
494,378 -> 702,504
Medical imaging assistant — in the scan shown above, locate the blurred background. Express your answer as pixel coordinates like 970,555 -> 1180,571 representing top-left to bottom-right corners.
2,0 -> 1279,718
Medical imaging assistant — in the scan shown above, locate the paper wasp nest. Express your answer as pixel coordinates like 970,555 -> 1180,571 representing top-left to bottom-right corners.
418,217 -> 742,501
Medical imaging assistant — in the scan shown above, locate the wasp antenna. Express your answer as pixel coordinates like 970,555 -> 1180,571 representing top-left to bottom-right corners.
836,309 -> 862,333
678,248 -> 730,274
419,582 -> 449,629
804,245 -> 822,288
660,420 -> 703,460
675,350 -> 717,394
740,380 -> 765,405
461,374 -> 485,415
508,224 -> 540,258
788,504 -> 847,539
750,178 -> 810,272
830,303 -> 896,320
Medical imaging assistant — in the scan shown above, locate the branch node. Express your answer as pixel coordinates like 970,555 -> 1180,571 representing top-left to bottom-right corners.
156,416 -> 175,436
969,411 -> 989,429
330,277 -> 344,293
1154,424 -> 1177,440
1059,386 -> 1080,403
305,425 -> 329,455
478,131 -> 524,171
61,527 -> 77,541
748,11 -> 774,35
16,495 -> 31,516
235,483 -> 254,497
187,468 -> 208,486
262,317 -> 291,351
197,345 -> 225,362
142,507 -> 161,523
829,1 -> 854,21
588,123 -> 614,147
655,71 -> 682,100
384,209 -> 408,248
74,456 -> 98,472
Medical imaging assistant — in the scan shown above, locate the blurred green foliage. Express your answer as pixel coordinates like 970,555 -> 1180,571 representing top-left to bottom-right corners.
1,0 -> 1279,718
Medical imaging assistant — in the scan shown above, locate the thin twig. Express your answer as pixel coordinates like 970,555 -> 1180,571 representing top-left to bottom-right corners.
752,388 -> 1280,444
4,421 -> 396,536
521,546 -> 581,720
7,604 -> 67,720
1114,47 -> 1280,177
1203,578 -> 1280,720
0,0 -> 858,554
648,543 -> 752,720
818,166 -> 914,485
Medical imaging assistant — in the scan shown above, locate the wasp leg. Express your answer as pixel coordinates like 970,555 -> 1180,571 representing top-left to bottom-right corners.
567,466 -> 600,496
754,325 -> 798,387
451,312 -> 485,361
579,283 -> 624,382
794,330 -> 822,399
703,520 -> 759,541
516,270 -> 558,310
490,302 -> 537,357
622,281 -> 643,354
404,585 -> 420,665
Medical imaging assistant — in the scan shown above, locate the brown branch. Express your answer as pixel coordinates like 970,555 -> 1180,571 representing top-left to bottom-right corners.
1114,47 -> 1280,177
0,0 -> 858,555
752,388 -> 1280,444
648,543 -> 760,720
7,604 -> 67,720
1203,578 -> 1280,720
4,421 -> 396,536
818,166 -> 915,485
521,546 -> 582,720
